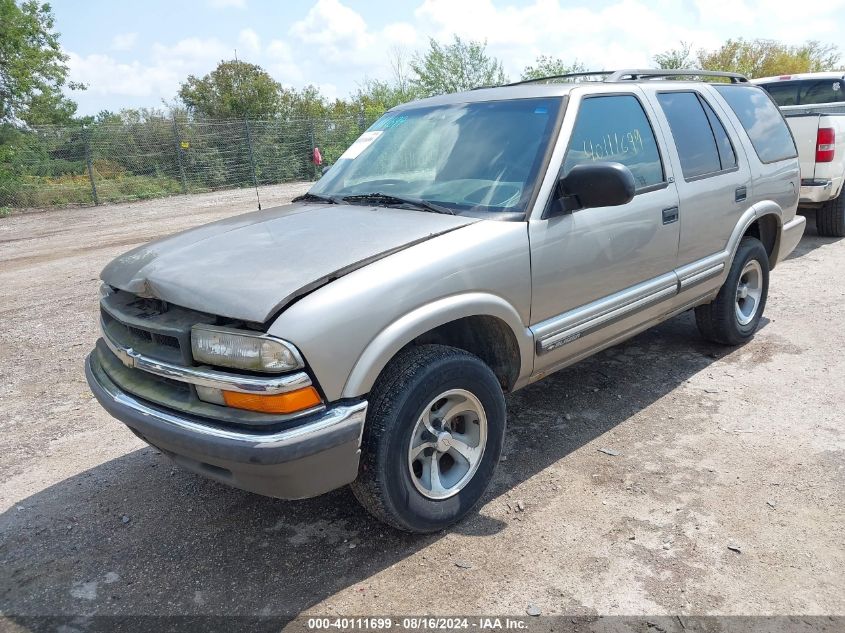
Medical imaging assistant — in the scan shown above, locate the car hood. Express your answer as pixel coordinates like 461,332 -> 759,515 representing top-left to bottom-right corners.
101,202 -> 478,323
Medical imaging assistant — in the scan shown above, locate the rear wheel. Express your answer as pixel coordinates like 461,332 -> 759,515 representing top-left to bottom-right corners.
695,236 -> 769,345
351,344 -> 506,533
816,194 -> 845,238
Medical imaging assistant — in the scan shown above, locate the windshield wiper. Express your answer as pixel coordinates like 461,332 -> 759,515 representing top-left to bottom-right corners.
291,192 -> 341,204
341,192 -> 456,215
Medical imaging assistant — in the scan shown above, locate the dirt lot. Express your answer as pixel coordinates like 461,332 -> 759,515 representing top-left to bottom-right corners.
1,185 -> 844,628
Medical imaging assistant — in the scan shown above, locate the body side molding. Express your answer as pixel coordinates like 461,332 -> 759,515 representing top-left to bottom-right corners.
532,272 -> 678,354
533,200 -> 786,355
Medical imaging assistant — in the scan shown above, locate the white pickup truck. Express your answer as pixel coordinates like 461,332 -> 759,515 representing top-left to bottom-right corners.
754,72 -> 845,236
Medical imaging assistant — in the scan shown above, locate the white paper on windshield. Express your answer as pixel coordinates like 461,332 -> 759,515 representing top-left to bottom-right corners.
340,130 -> 383,160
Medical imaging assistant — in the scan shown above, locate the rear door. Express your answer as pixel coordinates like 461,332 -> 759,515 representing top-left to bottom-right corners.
644,88 -> 752,266
714,84 -> 801,221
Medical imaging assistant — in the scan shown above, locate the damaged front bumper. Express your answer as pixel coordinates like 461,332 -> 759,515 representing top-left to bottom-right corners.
85,353 -> 367,500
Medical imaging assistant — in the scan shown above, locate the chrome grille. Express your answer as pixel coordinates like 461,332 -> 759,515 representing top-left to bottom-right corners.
95,289 -> 321,428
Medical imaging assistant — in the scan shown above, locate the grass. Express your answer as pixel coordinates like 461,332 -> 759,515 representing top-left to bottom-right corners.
3,173 -> 185,208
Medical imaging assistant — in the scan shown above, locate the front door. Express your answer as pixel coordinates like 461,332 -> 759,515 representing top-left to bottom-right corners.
529,90 -> 681,375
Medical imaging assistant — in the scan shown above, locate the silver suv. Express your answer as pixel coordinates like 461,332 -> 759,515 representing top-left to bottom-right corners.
86,69 -> 805,532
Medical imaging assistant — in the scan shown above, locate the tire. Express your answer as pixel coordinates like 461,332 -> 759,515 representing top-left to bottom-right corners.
816,193 -> 845,238
695,236 -> 769,346
351,344 -> 506,533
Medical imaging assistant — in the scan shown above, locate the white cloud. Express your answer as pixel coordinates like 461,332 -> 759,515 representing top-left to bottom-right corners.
67,37 -> 231,104
208,0 -> 246,8
316,82 -> 338,101
414,0 -> 845,80
63,0 -> 845,116
150,37 -> 230,65
692,0 -> 845,41
413,0 -> 723,78
111,32 -> 138,51
382,22 -> 418,47
290,0 -> 373,62
238,28 -> 261,56
266,39 -> 304,83
289,0 -> 419,67
67,52 -> 179,98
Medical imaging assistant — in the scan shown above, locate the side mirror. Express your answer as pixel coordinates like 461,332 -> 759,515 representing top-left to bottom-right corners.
321,164 -> 332,176
546,162 -> 636,217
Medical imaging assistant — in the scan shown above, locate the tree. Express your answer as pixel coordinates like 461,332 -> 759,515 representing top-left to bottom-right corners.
410,36 -> 507,97
354,48 -> 419,115
354,78 -> 411,115
697,39 -> 842,78
0,0 -> 82,125
178,60 -> 283,119
520,55 -> 586,80
22,84 -> 79,124
279,84 -> 327,119
653,42 -> 694,70
386,45 -> 415,101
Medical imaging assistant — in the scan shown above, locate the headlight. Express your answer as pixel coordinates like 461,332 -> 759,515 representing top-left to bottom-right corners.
191,325 -> 304,373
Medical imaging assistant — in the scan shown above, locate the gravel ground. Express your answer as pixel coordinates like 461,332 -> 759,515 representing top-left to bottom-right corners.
0,187 -> 843,628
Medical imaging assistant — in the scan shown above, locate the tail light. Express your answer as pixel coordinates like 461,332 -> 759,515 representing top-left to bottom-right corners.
817,128 -> 835,163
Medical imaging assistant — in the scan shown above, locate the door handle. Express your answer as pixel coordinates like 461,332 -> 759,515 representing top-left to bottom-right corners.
662,206 -> 679,225
735,186 -> 747,202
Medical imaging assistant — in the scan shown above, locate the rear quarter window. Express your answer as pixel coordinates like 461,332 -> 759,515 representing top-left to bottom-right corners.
715,85 -> 798,164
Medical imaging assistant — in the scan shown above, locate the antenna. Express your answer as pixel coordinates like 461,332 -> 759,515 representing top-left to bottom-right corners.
234,48 -> 262,211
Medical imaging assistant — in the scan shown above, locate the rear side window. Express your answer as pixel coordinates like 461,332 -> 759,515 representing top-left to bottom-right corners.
715,85 -> 798,164
563,95 -> 664,189
701,97 -> 737,171
657,92 -> 729,179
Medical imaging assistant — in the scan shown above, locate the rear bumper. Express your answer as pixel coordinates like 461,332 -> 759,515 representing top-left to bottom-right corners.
775,215 -> 806,266
799,179 -> 834,205
85,353 -> 367,499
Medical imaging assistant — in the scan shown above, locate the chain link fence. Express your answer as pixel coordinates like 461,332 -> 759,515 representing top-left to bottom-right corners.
0,112 -> 383,211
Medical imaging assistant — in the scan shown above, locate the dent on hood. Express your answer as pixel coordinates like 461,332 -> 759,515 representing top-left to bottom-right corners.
101,246 -> 158,295
257,229 -> 462,321
98,203 -> 478,323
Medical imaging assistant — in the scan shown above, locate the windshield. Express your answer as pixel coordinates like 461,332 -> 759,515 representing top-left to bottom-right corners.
309,97 -> 563,216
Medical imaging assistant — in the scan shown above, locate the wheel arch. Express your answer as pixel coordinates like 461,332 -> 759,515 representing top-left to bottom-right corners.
731,201 -> 784,270
341,293 -> 533,399
743,212 -> 780,268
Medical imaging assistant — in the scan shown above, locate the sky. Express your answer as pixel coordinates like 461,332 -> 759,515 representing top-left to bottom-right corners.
52,0 -> 845,116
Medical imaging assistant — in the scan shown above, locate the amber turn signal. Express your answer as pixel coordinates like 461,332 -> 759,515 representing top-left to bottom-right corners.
222,386 -> 322,414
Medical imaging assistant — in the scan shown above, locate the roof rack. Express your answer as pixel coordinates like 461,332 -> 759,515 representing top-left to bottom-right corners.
506,70 -> 614,86
607,69 -> 749,83
498,68 -> 749,87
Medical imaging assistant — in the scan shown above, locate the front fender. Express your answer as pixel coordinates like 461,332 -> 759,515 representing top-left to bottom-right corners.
266,220 -> 533,402
342,293 -> 534,399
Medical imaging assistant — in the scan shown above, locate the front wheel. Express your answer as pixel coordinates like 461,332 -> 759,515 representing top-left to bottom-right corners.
351,344 -> 506,533
695,236 -> 769,346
